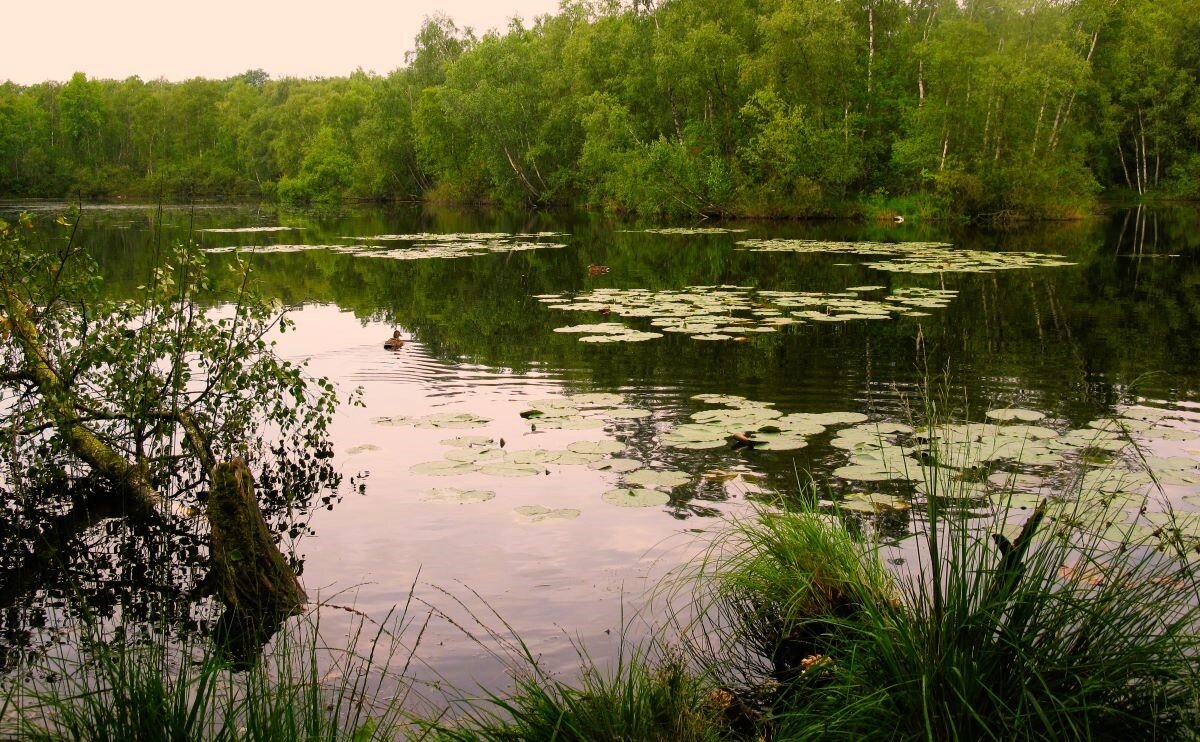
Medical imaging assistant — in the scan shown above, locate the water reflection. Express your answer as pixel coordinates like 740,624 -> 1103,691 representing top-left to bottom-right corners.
1,201 -> 1199,688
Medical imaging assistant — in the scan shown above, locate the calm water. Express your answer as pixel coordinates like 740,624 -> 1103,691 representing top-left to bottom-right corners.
3,201 -> 1200,692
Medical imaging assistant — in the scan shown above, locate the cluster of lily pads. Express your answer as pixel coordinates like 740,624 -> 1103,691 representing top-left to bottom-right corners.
365,389 -> 1200,548
203,243 -> 351,254
373,394 -> 702,515
736,239 -> 1076,274
660,394 -> 869,451
335,232 -> 569,261
346,232 -> 566,242
824,405 -> 1200,546
199,226 -> 301,233
538,285 -> 957,343
203,231 -> 569,260
619,227 -> 748,235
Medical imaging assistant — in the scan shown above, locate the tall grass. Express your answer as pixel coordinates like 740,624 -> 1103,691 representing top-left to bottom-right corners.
414,585 -> 725,741
680,448 -> 1200,739
3,601 -> 426,741
427,641 -> 723,742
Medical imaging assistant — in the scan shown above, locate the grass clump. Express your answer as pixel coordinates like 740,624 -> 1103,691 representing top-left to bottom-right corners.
4,606 -> 421,741
428,644 -> 724,741
686,476 -> 1200,739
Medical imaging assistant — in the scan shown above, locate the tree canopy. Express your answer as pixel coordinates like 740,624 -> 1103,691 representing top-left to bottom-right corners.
0,0 -> 1196,216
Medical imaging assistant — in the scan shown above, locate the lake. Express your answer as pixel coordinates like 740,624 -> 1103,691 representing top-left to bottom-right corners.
3,201 -> 1199,695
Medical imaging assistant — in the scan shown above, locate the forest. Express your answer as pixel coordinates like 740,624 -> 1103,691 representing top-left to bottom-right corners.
1,0 -> 1197,218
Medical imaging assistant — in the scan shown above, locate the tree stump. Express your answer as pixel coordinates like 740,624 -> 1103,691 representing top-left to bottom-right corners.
207,458 -> 306,663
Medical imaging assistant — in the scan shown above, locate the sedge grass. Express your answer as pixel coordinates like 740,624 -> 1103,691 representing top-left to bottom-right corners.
3,600 -> 427,741
678,422 -> 1200,739
409,583 -> 725,741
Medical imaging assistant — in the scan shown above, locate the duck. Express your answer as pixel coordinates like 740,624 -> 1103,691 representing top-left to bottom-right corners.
384,330 -> 405,350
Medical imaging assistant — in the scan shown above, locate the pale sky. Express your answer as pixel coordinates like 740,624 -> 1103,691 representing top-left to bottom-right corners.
2,0 -> 563,85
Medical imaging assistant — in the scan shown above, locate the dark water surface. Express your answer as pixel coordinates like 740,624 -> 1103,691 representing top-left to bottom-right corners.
4,201 -> 1200,692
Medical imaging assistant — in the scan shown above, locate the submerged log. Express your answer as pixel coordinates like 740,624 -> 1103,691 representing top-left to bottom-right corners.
3,285 -> 307,663
207,458 -> 307,662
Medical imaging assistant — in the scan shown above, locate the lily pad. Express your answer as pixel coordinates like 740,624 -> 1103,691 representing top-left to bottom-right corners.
569,393 -> 626,408
536,416 -> 607,430
410,460 -> 478,476
422,488 -> 496,504
601,488 -> 671,507
553,451 -> 606,465
832,465 -> 895,482
345,444 -> 381,455
419,412 -> 492,429
567,440 -> 626,455
440,435 -> 495,448
372,416 -> 414,426
986,408 -> 1046,423
515,505 -> 582,523
839,493 -> 910,513
444,448 -> 508,464
588,458 -> 643,473
479,462 -> 544,477
623,469 -> 691,488
507,450 -> 559,465
754,435 -> 809,451
990,492 -> 1045,511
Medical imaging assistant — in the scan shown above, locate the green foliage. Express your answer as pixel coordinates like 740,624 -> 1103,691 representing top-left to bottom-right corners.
0,0 -> 1196,213
278,126 -> 355,204
682,471 -> 1200,738
0,214 -> 348,606
5,610 -> 416,741
425,640 -> 723,741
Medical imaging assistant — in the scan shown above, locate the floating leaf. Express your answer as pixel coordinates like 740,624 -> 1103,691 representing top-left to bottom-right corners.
200,226 -> 300,233
554,323 -> 630,334
444,448 -> 507,464
737,238 -> 1074,274
621,227 -> 748,235
379,412 -> 491,429
754,435 -> 808,451
440,436 -> 495,448
832,465 -> 895,482
569,393 -> 625,408
418,412 -> 492,429
515,506 -> 581,522
507,449 -> 563,464
988,471 -> 1045,491
986,408 -> 1046,422
601,488 -> 671,507
567,440 -> 626,455
422,488 -> 496,504
479,462 -> 543,477
410,460 -> 478,476
623,469 -> 690,488
839,493 -> 910,513
372,416 -> 414,426
702,469 -> 740,481
536,416 -> 607,430
345,444 -> 380,455
553,451 -> 605,465
588,458 -> 642,473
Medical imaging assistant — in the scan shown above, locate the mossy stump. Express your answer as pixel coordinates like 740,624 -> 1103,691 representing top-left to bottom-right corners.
208,458 -> 306,661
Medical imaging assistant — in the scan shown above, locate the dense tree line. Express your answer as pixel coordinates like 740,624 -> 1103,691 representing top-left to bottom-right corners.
1,0 -> 1197,217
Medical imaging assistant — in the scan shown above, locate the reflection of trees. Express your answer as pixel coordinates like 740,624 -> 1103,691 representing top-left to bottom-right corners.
61,204 -> 1200,522
70,204 -> 1200,407
0,482 -> 208,671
